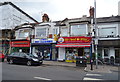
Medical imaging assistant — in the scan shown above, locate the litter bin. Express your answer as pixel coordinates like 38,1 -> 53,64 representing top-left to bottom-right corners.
76,56 -> 87,67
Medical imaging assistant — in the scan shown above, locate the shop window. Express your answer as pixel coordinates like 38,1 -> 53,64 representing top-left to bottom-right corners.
98,49 -> 102,58
115,48 -> 120,63
65,48 -> 79,62
104,48 -> 109,56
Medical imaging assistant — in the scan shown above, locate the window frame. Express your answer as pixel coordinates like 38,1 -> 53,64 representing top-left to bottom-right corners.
70,24 -> 87,36
35,27 -> 48,38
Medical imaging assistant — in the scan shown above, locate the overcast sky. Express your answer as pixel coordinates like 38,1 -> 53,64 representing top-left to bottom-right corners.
2,0 -> 119,22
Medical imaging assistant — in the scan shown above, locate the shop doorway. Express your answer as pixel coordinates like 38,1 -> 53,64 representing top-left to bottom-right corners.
34,46 -> 51,60
115,48 -> 120,64
78,48 -> 84,56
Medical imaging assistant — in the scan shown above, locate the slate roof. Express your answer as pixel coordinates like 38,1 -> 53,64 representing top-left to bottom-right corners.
0,2 -> 39,23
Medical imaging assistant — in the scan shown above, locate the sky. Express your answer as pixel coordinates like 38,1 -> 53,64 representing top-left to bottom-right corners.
1,0 -> 120,22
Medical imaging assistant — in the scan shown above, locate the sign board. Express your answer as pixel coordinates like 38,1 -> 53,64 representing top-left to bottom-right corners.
32,38 -> 56,43
58,36 -> 92,43
10,41 -> 30,47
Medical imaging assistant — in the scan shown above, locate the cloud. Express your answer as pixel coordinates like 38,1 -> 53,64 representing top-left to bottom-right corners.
0,0 -> 50,2
3,0 -> 119,22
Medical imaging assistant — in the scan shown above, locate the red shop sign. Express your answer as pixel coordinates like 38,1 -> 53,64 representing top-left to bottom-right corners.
10,41 -> 30,47
58,36 -> 92,43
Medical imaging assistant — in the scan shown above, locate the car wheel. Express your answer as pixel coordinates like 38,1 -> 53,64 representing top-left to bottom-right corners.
27,61 -> 32,66
9,59 -> 13,64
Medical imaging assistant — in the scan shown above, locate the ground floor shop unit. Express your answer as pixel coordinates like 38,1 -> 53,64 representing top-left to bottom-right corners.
56,36 -> 92,63
10,39 -> 30,53
98,39 -> 120,65
31,38 -> 57,61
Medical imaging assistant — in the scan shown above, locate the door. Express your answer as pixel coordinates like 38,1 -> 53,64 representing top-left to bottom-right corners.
78,48 -> 84,56
12,52 -> 20,63
115,48 -> 120,63
38,46 -> 51,60
19,53 -> 28,64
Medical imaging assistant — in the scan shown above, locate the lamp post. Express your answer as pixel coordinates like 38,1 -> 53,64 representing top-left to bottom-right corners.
94,0 -> 98,69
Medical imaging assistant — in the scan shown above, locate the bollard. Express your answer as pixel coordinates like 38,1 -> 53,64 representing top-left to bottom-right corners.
91,59 -> 93,70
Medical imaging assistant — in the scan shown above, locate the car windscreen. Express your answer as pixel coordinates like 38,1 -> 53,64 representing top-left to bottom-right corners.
27,53 -> 38,58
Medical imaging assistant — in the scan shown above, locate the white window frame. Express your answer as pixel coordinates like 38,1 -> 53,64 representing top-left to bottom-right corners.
61,27 -> 68,37
35,27 -> 48,38
53,27 -> 59,35
70,24 -> 88,36
98,27 -> 117,37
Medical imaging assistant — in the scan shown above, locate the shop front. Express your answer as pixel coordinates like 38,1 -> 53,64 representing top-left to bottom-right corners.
56,36 -> 92,63
10,40 -> 30,53
31,38 -> 57,61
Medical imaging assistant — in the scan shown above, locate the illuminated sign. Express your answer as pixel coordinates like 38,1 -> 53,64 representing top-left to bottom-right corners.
58,36 -> 91,43
33,38 -> 56,43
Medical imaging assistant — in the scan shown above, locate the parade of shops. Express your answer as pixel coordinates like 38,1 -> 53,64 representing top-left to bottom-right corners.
0,2 -> 120,65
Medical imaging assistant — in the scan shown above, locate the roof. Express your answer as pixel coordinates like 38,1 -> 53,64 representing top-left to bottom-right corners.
0,2 -> 39,23
97,16 -> 120,23
14,23 -> 37,30
58,15 -> 120,25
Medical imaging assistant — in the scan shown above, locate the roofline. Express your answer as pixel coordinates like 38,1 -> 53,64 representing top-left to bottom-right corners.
0,2 -> 39,23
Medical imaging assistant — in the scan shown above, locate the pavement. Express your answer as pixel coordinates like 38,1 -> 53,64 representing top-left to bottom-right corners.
43,60 -> 119,73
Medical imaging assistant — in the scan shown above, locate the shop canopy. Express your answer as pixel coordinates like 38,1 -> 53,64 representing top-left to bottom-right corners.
56,43 -> 91,48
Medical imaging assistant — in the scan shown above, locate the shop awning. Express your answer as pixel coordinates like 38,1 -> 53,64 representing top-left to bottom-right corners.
56,43 -> 91,47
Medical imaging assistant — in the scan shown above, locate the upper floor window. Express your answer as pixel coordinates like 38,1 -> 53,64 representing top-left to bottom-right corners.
98,27 -> 116,37
71,24 -> 87,36
19,29 -> 30,38
61,27 -> 68,36
53,28 -> 59,35
36,28 -> 47,38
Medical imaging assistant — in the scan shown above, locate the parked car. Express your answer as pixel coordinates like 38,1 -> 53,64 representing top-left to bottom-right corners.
0,52 -> 5,62
7,52 -> 43,66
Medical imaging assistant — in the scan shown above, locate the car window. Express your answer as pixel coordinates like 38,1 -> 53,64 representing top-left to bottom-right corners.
10,53 -> 20,57
9,53 -> 14,56
14,53 -> 20,57
19,53 -> 26,57
27,53 -> 38,58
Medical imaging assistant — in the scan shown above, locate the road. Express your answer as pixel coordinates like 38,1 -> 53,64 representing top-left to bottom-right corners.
2,62 -> 86,80
1,62 -> 119,81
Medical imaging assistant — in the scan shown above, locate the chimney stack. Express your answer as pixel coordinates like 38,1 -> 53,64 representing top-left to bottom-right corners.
42,13 -> 50,22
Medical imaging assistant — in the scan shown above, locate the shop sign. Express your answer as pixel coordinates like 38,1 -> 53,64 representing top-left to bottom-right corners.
58,36 -> 91,43
33,38 -> 56,43
10,41 -> 30,47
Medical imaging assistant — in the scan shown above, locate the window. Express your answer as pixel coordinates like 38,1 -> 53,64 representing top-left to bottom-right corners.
53,28 -> 58,35
11,52 -> 20,57
71,24 -> 87,36
19,29 -> 29,38
104,48 -> 109,56
99,27 -> 116,37
36,28 -> 47,37
19,53 -> 26,57
61,27 -> 68,36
